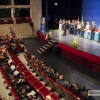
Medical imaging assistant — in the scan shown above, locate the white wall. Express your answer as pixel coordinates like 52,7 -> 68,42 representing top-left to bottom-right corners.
0,0 -> 42,38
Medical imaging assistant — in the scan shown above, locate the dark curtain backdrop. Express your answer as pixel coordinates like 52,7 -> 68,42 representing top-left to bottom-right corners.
42,0 -> 82,29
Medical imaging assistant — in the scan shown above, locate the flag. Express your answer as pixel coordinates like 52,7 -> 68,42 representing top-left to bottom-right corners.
81,16 -> 83,22
77,16 -> 79,25
77,16 -> 79,22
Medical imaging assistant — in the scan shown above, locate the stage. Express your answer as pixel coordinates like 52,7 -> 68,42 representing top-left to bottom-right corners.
42,30 -> 100,57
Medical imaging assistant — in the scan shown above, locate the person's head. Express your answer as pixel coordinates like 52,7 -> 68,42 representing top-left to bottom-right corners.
60,19 -> 62,21
31,55 -> 36,60
51,68 -> 54,73
46,95 -> 53,100
72,20 -> 74,22
78,22 -> 81,24
59,75 -> 63,80
86,22 -> 89,25
46,68 -> 50,73
66,20 -> 68,24
92,21 -> 95,25
82,22 -> 84,25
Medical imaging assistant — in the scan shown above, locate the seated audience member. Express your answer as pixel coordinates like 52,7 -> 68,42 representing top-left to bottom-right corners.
49,68 -> 59,81
27,94 -> 42,100
12,33 -> 17,40
31,55 -> 36,62
25,51 -> 31,59
46,95 -> 53,100
56,75 -> 70,88
71,83 -> 82,95
44,68 -> 51,76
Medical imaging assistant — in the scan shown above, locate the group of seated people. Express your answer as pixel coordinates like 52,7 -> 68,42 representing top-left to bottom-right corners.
0,35 -> 44,100
2,60 -> 43,100
0,33 -> 96,100
25,51 -> 95,100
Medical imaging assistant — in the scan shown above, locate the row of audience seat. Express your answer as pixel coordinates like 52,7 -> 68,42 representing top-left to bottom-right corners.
0,67 -> 20,100
24,52 -> 82,100
2,37 -> 61,100
1,34 -> 82,100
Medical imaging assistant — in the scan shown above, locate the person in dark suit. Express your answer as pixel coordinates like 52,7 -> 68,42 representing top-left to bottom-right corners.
74,20 -> 77,35
64,21 -> 69,35
91,21 -> 96,40
68,20 -> 71,34
71,20 -> 75,34
56,75 -> 70,88
81,22 -> 85,37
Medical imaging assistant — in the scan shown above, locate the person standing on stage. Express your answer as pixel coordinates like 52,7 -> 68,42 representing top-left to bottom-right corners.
68,20 -> 71,34
63,20 -> 69,36
77,22 -> 82,36
90,21 -> 96,40
85,22 -> 90,39
81,22 -> 85,37
74,20 -> 77,35
71,20 -> 75,34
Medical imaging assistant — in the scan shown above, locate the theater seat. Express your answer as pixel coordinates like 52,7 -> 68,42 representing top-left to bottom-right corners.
27,76 -> 38,84
62,87 -> 73,100
54,83 -> 65,98
33,81 -> 44,89
50,93 -> 60,100
46,77 -> 55,91
22,71 -> 32,78
39,86 -> 51,98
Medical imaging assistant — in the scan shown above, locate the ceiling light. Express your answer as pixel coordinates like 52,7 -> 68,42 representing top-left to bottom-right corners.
54,3 -> 58,5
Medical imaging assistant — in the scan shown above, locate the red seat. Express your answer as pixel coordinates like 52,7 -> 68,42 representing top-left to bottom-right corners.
50,93 -> 60,100
27,76 -> 37,84
39,86 -> 51,98
22,71 -> 31,78
33,81 -> 44,89
19,67 -> 27,72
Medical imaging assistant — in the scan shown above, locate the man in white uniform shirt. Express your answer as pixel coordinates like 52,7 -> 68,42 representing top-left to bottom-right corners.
85,22 -> 90,39
77,22 -> 81,36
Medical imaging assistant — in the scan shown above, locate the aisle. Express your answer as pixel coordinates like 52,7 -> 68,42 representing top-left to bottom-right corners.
0,72 -> 14,100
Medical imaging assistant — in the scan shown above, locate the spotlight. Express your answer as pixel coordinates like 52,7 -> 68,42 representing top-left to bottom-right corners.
54,3 -> 58,6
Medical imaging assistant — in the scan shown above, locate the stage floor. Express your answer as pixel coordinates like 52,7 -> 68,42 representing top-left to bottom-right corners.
44,30 -> 100,57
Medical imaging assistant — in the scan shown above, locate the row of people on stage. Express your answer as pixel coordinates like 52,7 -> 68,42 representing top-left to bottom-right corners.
59,19 -> 97,40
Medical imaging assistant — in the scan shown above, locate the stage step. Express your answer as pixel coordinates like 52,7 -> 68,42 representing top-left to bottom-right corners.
40,47 -> 46,52
48,42 -> 53,45
37,50 -> 43,54
37,39 -> 56,55
43,46 -> 48,49
45,44 -> 51,47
